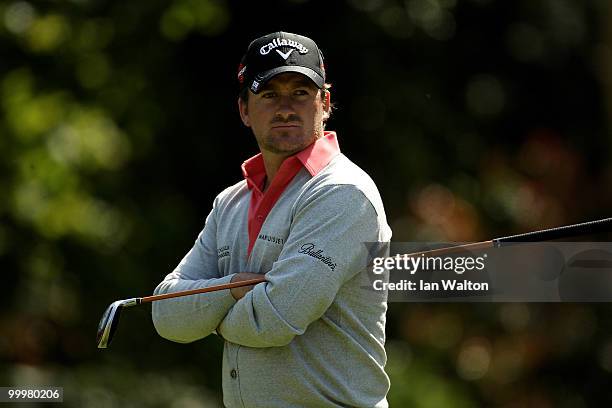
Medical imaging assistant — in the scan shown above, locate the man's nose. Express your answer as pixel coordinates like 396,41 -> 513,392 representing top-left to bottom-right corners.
276,94 -> 295,115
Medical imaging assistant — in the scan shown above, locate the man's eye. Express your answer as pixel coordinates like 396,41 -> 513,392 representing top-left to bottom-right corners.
294,89 -> 309,96
262,92 -> 276,98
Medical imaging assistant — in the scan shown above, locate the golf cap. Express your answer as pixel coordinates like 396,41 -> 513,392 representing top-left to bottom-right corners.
237,31 -> 326,94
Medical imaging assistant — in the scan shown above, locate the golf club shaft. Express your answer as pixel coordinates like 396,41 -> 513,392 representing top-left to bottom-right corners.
406,217 -> 612,257
139,277 -> 267,304
494,217 -> 612,244
405,240 -> 495,258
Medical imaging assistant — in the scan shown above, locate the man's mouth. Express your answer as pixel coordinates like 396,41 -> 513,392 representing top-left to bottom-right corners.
271,124 -> 301,129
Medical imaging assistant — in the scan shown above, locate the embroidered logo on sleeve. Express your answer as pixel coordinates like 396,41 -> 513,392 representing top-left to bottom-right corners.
298,243 -> 337,271
217,245 -> 230,259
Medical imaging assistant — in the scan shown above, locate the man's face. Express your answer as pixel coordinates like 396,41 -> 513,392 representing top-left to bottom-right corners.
238,72 -> 330,156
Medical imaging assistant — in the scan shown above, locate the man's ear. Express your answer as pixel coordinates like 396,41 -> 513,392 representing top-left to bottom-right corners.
322,90 -> 331,121
238,97 -> 250,127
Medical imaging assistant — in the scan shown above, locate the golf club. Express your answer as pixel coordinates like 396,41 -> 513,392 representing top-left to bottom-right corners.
98,218 -> 611,348
405,217 -> 612,257
96,276 -> 266,348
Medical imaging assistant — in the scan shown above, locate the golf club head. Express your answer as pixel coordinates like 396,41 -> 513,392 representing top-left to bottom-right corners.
97,298 -> 139,349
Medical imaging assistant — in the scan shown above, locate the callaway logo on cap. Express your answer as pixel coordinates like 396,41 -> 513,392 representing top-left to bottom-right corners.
237,31 -> 326,94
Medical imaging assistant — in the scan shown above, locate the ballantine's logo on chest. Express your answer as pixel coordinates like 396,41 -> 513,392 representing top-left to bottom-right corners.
299,243 -> 337,271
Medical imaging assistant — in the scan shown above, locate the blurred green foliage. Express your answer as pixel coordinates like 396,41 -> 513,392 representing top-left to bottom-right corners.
1,0 -> 612,406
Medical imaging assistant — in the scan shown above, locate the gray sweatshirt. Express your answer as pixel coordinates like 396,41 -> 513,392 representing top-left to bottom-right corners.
152,142 -> 392,407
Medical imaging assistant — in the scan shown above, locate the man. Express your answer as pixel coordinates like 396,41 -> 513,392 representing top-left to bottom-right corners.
152,32 -> 392,407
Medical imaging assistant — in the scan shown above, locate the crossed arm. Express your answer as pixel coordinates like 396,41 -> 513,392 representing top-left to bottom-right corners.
152,185 -> 380,347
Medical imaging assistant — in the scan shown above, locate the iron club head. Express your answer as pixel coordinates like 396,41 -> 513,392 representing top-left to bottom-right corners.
97,298 -> 140,349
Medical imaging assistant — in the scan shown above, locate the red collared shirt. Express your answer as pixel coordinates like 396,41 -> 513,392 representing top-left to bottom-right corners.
241,131 -> 340,255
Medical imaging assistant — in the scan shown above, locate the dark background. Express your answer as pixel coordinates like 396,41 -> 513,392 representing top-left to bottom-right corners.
1,0 -> 612,406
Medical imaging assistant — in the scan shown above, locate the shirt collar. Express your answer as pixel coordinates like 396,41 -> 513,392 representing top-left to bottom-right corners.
241,131 -> 341,190
295,131 -> 340,176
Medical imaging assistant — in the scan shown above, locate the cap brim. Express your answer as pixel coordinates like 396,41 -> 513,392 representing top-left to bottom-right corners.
250,66 -> 324,94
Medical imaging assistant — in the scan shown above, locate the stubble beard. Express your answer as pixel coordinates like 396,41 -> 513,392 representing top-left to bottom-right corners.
259,124 -> 324,155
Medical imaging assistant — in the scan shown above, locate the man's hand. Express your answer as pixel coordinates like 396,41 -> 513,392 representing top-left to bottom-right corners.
231,272 -> 263,300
